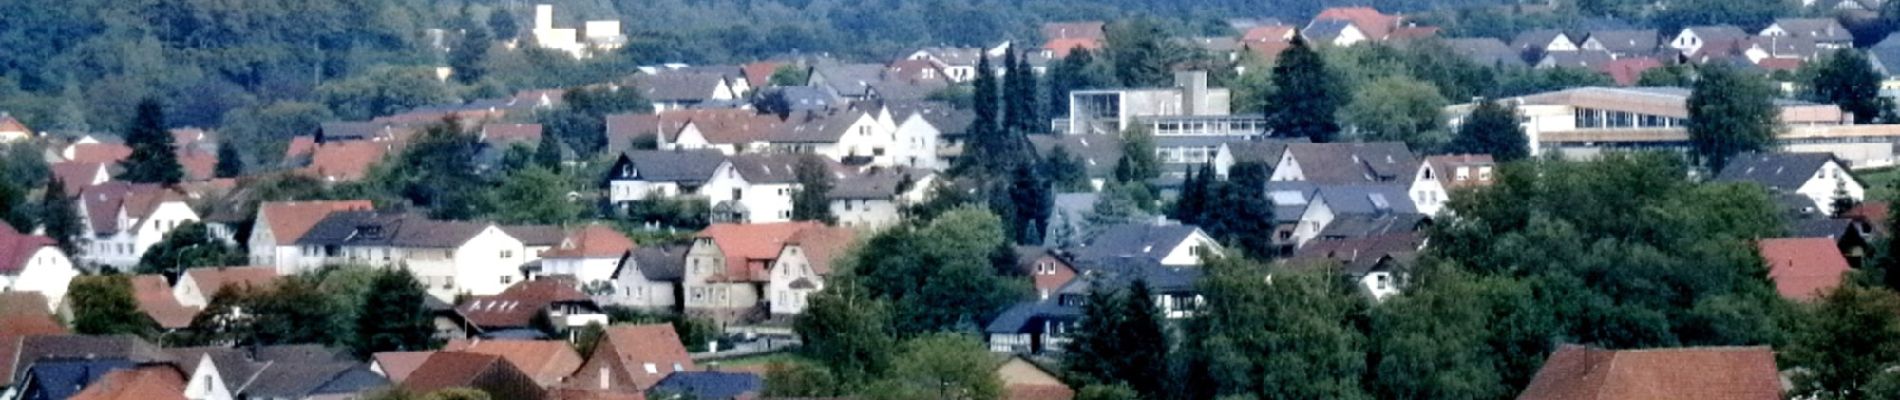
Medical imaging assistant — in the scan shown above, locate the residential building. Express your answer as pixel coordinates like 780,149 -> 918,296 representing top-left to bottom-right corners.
1670,25 -> 1750,58
1042,21 -> 1106,59
403,351 -> 544,400
1302,19 -> 1369,47
986,257 -> 1200,354
1410,154 -> 1496,216
604,149 -> 731,204
633,72 -> 745,112
1759,237 -> 1852,301
568,324 -> 695,393
1443,38 -> 1527,68
538,224 -> 637,291
764,226 -> 856,316
1715,152 -> 1864,212
884,101 -> 965,170
455,278 -> 608,339
1287,233 -> 1423,300
0,113 -> 30,143
1445,86 -> 1900,167
1068,71 -> 1235,135
684,222 -> 851,324
1028,134 -> 1123,190
603,245 -> 686,310
296,212 -> 535,300
1014,246 -> 1078,300
1511,29 -> 1578,59
1536,49 -> 1615,69
77,182 -> 200,269
1069,222 -> 1220,267
528,4 -> 622,59
604,150 -> 807,224
828,168 -> 933,229
1270,142 -> 1420,184
172,267 -> 277,309
1304,7 -> 1402,45
1518,345 -> 1780,400
130,274 -> 199,330
247,200 -> 374,275
0,225 -> 76,312
47,161 -> 110,196
68,364 -> 187,400
649,371 -> 762,400
1579,29 -> 1660,57
1268,181 -> 1424,249
441,339 -> 585,387
1760,18 -> 1853,49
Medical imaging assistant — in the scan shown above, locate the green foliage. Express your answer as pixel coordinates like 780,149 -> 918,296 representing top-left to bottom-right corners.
539,86 -> 652,155
1,142 -> 50,190
0,178 -> 30,233
1786,284 -> 1900,400
1175,163 -> 1277,258
1064,280 -> 1172,398
492,166 -> 580,225
1040,145 -> 1091,192
792,155 -> 836,224
318,68 -> 452,122
764,361 -> 842,397
186,275 -> 345,347
68,275 -> 155,336
214,141 -> 243,178
1803,50 -> 1890,124
1086,181 -> 1150,238
1075,384 -> 1140,400
1044,49 -> 1113,119
1687,64 -> 1780,172
136,222 -> 244,282
1267,36 -> 1343,143
1103,19 -> 1178,87
449,25 -> 492,85
958,53 -> 1031,178
220,101 -> 334,167
373,120 -> 490,220
1187,256 -> 1370,399
864,333 -> 1004,400
769,64 -> 811,87
1112,125 -> 1158,184
1368,264 -> 1548,399
1648,0 -> 1794,33
572,322 -> 606,357
38,176 -> 85,258
1636,64 -> 1695,87
1342,76 -> 1449,150
487,9 -> 519,41
619,195 -> 711,230
847,207 -> 1025,334
794,279 -> 895,390
119,99 -> 184,185
1448,98 -> 1530,162
999,165 -> 1054,244
355,268 -> 434,356
1003,46 -> 1041,134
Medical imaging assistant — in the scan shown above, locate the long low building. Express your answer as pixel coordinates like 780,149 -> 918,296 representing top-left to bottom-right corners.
1446,86 -> 1900,168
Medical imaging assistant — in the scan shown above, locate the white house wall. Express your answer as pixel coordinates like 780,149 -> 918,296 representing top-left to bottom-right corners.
6,247 -> 77,312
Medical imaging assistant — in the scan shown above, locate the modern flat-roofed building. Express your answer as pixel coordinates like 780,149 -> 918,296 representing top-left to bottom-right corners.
1445,86 -> 1900,167
1068,71 -> 1239,135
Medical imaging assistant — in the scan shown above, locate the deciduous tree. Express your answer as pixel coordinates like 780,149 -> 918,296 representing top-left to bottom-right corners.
1687,64 -> 1779,172
1448,98 -> 1530,162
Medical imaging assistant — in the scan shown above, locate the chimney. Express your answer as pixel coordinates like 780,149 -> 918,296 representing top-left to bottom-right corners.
1174,71 -> 1209,116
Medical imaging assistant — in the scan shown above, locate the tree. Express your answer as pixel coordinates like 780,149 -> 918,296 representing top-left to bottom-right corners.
1786,284 -> 1900,400
1688,64 -> 1779,172
957,53 -> 1020,177
848,207 -> 1025,334
1065,286 -> 1125,387
1448,98 -> 1530,162
68,275 -> 154,336
136,222 -> 244,282
1046,49 -> 1110,120
1075,384 -> 1140,400
1003,165 -> 1052,244
1342,76 -> 1450,150
487,9 -> 519,41
1367,265 -> 1537,400
533,129 -> 564,172
1085,182 -> 1147,238
450,25 -> 492,85
0,179 -> 29,232
1040,145 -> 1090,192
1805,50 -> 1889,124
1190,258 -> 1371,400
118,99 -> 183,185
214,141 -> 243,178
1103,19 -> 1174,87
1114,280 -> 1171,398
492,166 -> 580,225
376,119 -> 491,220
1206,163 -> 1277,258
37,176 -> 84,257
764,361 -> 840,397
220,101 -> 334,167
1637,64 -> 1696,87
317,68 -> 452,122
794,278 -> 895,390
1004,47 -> 1040,134
769,64 -> 812,87
1171,164 -> 1211,226
572,322 -> 605,356
1267,36 -> 1343,143
1833,180 -> 1860,218
865,334 -> 1004,400
355,268 -> 434,356
1111,125 -> 1158,183
539,86 -> 651,155
792,155 -> 836,224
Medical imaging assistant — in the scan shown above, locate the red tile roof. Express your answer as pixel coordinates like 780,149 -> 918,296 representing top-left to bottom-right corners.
69,142 -> 132,164
130,274 -> 199,329
1041,21 -> 1105,41
48,161 -> 109,196
1519,345 -> 1781,400
1313,7 -> 1401,39
402,351 -> 509,392
698,222 -> 827,282
1245,41 -> 1293,65
1242,26 -> 1295,43
0,115 -> 28,134
444,339 -> 585,386
596,324 -> 694,391
458,278 -> 592,329
373,351 -> 435,383
284,135 -> 317,161
1044,38 -> 1103,58
69,364 -> 186,400
1598,57 -> 1663,86
183,266 -> 279,297
0,224 -> 57,275
177,146 -> 217,182
257,201 -> 375,245
541,224 -> 637,259
1847,201 -> 1889,235
303,141 -> 391,182
1759,237 -> 1851,301
742,62 -> 783,87
782,226 -> 856,275
0,309 -> 67,384
1757,57 -> 1804,71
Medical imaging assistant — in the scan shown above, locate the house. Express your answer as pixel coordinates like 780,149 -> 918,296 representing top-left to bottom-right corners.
48,161 -> 110,196
764,225 -> 856,316
1715,152 -> 1863,213
633,72 -> 745,112
1442,38 -> 1526,68
1287,233 -> 1423,300
1759,237 -> 1851,301
1069,222 -> 1220,267
829,168 -> 932,229
1267,182 -> 1423,249
1511,29 -> 1578,59
568,324 -> 695,393
1670,25 -> 1749,57
1300,20 -> 1368,47
641,110 -> 784,154
246,200 -> 375,274
0,301 -> 67,388
1761,18 -> 1852,49
1518,345 -> 1780,400
1270,142 -> 1420,184
479,123 -> 544,148
1741,35 -> 1823,63
1599,57 -> 1664,86
997,356 -> 1074,400
1307,7 -> 1401,44
172,266 -> 277,308
605,149 -> 731,205
602,244 -> 686,310
129,275 -> 199,330
648,371 -> 763,400
369,351 -> 434,383
0,113 -> 30,142
455,278 -> 608,338
302,141 -> 392,182
1042,21 -> 1106,59
402,352 -> 545,400
884,101 -> 965,170
1410,154 -> 1495,216
684,222 -> 843,324
1028,133 -> 1123,190
1014,246 -> 1078,300
68,364 -> 187,400
9,335 -> 172,399
442,339 -> 585,387
764,108 -> 897,166
986,257 -> 1201,354
236,345 -> 389,399
1580,29 -> 1660,57
1869,34 -> 1900,100
710,154 -> 806,223
1067,71 -> 1235,135
296,212 -> 535,300
809,62 -> 893,99
77,182 -> 201,269
1241,25 -> 1295,44
1536,49 -> 1615,69
0,224 -> 77,312
539,224 -> 637,291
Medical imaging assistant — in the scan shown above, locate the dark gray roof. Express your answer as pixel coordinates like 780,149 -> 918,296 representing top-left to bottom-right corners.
1030,134 -> 1124,178
1071,223 -> 1203,265
1318,213 -> 1429,240
13,335 -> 168,383
650,371 -> 764,399
317,122 -> 391,142
1444,38 -> 1527,67
1315,183 -> 1420,215
1714,152 -> 1840,192
775,86 -> 843,113
634,72 -> 729,103
1283,142 -> 1419,183
165,347 -> 266,390
296,212 -> 493,248
1584,29 -> 1659,54
244,362 -> 387,398
622,244 -> 688,280
726,154 -> 804,184
889,101 -> 974,134
831,168 -> 923,199
502,225 -> 566,247
1539,50 -> 1616,69
1771,18 -> 1852,43
811,62 -> 887,97
770,109 -> 871,143
868,79 -> 950,102
612,150 -> 730,184
1288,233 -> 1424,276
1869,36 -> 1900,75
1791,218 -> 1855,239
1225,139 -> 1305,164
1683,25 -> 1748,44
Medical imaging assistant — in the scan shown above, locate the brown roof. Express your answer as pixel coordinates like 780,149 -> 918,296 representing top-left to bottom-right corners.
49,161 -> 108,196
1042,21 -> 1105,41
1518,345 -> 1781,400
742,62 -> 782,87
0,291 -> 52,315
183,266 -> 279,297
1388,26 -> 1440,41
284,135 -> 317,161
1598,57 -> 1663,86
0,310 -> 68,384
0,224 -> 57,275
606,109 -> 782,150
70,142 -> 132,164
1044,38 -> 1103,58
698,222 -> 827,282
130,274 -> 200,329
482,123 -> 545,146
69,365 -> 187,400
458,279 -> 593,329
258,200 -> 376,245
1759,237 -> 1851,301
372,351 -> 435,383
402,351 -> 505,392
1846,201 -> 1889,235
782,226 -> 856,275
304,141 -> 391,182
541,224 -> 636,259
548,388 -> 647,400
78,182 -> 174,234
504,225 -> 569,247
443,339 -> 585,386
1245,41 -> 1293,65
597,324 -> 695,391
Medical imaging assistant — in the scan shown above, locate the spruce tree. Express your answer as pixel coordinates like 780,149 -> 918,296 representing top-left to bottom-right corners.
1004,47 -> 1025,134
354,268 -> 434,356
534,130 -> 564,172
450,25 -> 492,84
1266,36 -> 1343,143
1006,49 -> 1041,134
1112,125 -> 1158,183
1118,279 -> 1171,399
958,54 -> 1008,176
1006,165 -> 1053,245
1449,99 -> 1530,162
38,176 -> 84,258
119,99 -> 184,185
792,155 -> 836,224
214,141 -> 243,178
1064,286 -> 1125,385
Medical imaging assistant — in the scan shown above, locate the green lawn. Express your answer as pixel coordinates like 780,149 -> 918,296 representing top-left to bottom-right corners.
1858,166 -> 1900,202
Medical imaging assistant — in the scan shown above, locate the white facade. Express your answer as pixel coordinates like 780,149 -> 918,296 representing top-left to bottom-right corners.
604,258 -> 677,310
766,244 -> 825,316
1360,270 -> 1401,301
1,246 -> 77,312
1410,164 -> 1450,217
1328,24 -> 1370,47
1794,159 -> 1867,210
184,354 -> 235,400
682,239 -> 761,321
295,225 -> 530,301
83,200 -> 200,269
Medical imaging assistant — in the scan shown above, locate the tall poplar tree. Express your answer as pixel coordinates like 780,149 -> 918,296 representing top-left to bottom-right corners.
119,99 -> 184,185
38,176 -> 84,257
1266,36 -> 1343,143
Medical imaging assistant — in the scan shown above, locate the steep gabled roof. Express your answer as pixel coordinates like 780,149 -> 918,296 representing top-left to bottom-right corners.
1284,142 -> 1420,183
1519,345 -> 1780,400
619,244 -> 688,281
48,161 -> 108,196
457,279 -> 594,329
182,267 -> 278,297
650,371 -> 762,399
697,222 -> 827,282
129,275 -> 198,329
502,224 -> 567,247
303,140 -> 392,182
0,224 -> 57,275
257,200 -> 375,245
68,364 -> 186,400
543,224 -> 637,259
1311,6 -> 1400,39
1071,223 -> 1203,265
1715,152 -> 1842,192
598,324 -> 694,391
443,339 -> 585,386
1585,29 -> 1660,54
1759,237 -> 1851,301
78,182 -> 181,235
725,154 -> 807,184
612,150 -> 730,184
1289,233 -> 1423,276
781,226 -> 856,275
1444,38 -> 1525,67
296,212 -> 495,249
371,351 -> 434,383
0,310 -> 67,384
633,72 -> 731,103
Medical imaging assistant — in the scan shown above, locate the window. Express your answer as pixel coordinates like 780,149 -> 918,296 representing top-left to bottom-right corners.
732,188 -> 743,200
1455,167 -> 1470,181
501,250 -> 514,258
1377,274 -> 1389,290
1479,167 -> 1493,180
501,276 -> 513,285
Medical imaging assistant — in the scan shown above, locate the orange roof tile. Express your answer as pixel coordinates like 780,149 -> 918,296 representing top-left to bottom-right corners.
177,146 -> 217,181
1313,7 -> 1401,39
1847,201 -> 1889,235
782,226 -> 856,275
1245,41 -> 1294,65
481,123 -> 544,146
284,135 -> 317,161
1044,38 -> 1103,58
542,224 -> 637,259
258,201 -> 375,245
70,142 -> 132,164
373,351 -> 436,383
130,274 -> 199,329
698,222 -> 827,282
1598,57 -> 1664,86
1242,26 -> 1295,43
458,279 -> 592,329
183,266 -> 279,297
1519,345 -> 1781,400
0,115 -> 28,134
303,141 -> 391,182
443,339 -> 585,386
597,324 -> 694,391
742,62 -> 782,87
69,365 -> 186,400
1759,237 -> 1851,301
0,310 -> 67,384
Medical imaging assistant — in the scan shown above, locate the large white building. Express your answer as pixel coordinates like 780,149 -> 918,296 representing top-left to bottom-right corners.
293,212 -> 547,300
1067,71 -> 1258,136
76,182 -> 201,269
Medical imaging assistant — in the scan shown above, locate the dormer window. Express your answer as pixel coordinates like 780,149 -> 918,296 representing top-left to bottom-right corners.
1455,167 -> 1470,181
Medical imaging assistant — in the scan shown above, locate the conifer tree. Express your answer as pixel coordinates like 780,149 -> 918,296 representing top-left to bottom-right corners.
1266,36 -> 1343,143
38,176 -> 84,257
214,141 -> 243,178
534,129 -> 564,172
792,155 -> 836,224
1118,279 -> 1171,398
1006,165 -> 1053,244
1064,286 -> 1125,385
355,268 -> 434,356
958,54 -> 1010,176
119,99 -> 184,185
